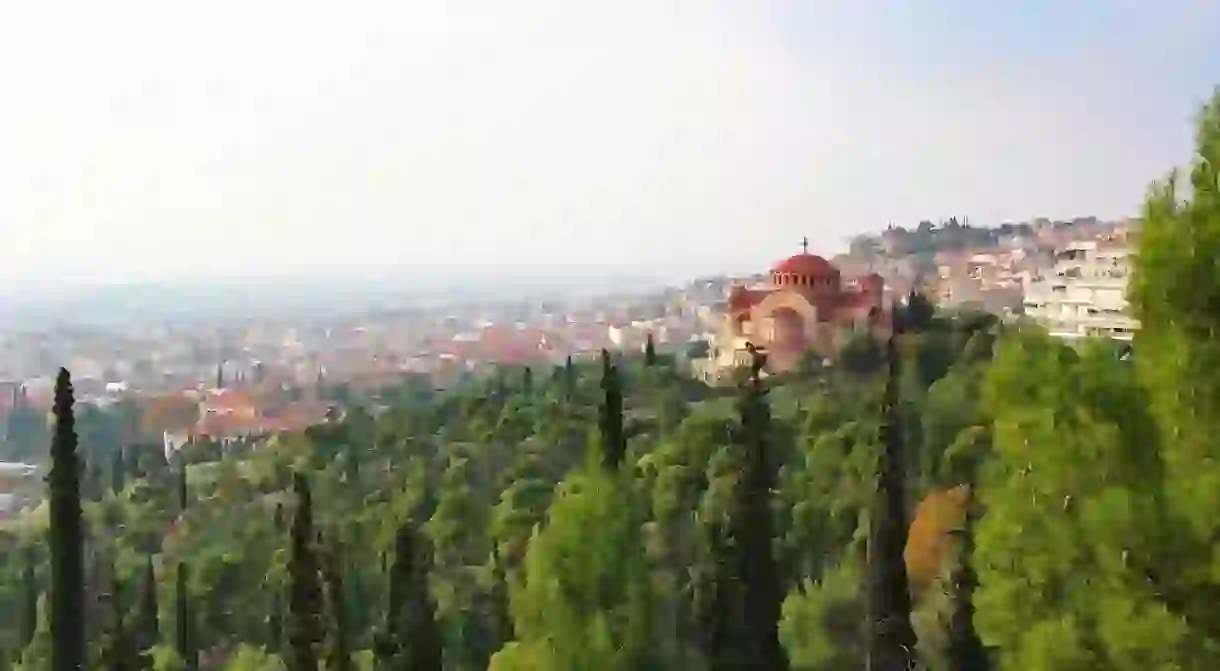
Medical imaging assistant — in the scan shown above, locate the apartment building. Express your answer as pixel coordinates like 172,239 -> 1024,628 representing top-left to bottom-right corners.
1023,240 -> 1139,341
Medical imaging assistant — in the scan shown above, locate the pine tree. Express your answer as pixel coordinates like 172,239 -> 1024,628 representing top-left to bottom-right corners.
320,533 -> 354,671
19,546 -> 37,652
49,367 -> 86,671
730,369 -> 787,669
286,474 -> 323,671
378,519 -> 442,670
136,556 -> 158,666
599,349 -> 626,472
645,333 -> 658,367
865,301 -> 918,671
946,503 -> 989,670
174,562 -> 195,670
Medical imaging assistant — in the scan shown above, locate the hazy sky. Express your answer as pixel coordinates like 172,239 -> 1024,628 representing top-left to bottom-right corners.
1,1 -> 1217,287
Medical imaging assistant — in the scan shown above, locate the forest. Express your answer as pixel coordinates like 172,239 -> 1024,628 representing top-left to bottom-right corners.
1,89 -> 1218,671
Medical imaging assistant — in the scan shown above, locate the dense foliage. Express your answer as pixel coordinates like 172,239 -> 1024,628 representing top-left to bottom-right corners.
0,86 -> 1217,670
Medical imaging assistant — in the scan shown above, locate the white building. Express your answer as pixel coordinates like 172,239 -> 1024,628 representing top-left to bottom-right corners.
1023,240 -> 1139,342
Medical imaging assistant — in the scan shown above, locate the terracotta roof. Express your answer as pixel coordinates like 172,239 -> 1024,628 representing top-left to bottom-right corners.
204,389 -> 255,412
727,286 -> 772,312
771,253 -> 838,278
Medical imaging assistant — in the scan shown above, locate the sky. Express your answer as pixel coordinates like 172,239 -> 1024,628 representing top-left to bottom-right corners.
0,1 -> 1217,289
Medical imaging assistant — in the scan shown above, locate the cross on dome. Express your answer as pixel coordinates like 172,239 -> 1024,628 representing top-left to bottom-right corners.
800,236 -> 810,255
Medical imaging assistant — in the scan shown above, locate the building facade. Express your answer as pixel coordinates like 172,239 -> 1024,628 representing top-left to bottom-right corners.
1023,240 -> 1139,341
694,245 -> 890,385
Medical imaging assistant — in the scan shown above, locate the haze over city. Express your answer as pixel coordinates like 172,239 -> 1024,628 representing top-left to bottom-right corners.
7,1 -> 1220,669
2,0 -> 1217,292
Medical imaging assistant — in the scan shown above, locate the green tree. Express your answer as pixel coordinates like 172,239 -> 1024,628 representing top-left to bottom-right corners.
487,546 -> 514,654
19,547 -> 37,653
50,367 -> 86,671
17,595 -> 52,669
645,334 -> 658,367
112,448 -> 127,496
864,308 -> 917,671
286,474 -> 323,671
839,334 -> 885,375
493,467 -> 655,670
563,356 -> 576,401
691,521 -> 738,670
219,645 -> 285,671
945,507 -> 988,671
780,559 -> 865,669
975,332 -> 1182,668
174,563 -> 195,670
269,502 -> 285,654
102,572 -> 136,671
320,535 -> 353,671
177,468 -> 187,517
729,376 -> 787,669
599,350 -> 626,471
903,292 -> 936,333
136,556 -> 159,667
1128,85 -> 1220,651
378,519 -> 442,670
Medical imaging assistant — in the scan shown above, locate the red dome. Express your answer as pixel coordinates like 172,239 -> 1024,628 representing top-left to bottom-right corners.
771,253 -> 837,278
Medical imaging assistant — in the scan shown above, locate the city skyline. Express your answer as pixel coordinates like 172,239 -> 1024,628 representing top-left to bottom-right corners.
1,1 -> 1217,286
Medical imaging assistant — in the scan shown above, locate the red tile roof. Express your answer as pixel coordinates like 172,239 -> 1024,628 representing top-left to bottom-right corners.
727,286 -> 772,312
771,253 -> 838,278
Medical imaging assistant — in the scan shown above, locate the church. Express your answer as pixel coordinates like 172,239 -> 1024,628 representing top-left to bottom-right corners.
695,240 -> 891,384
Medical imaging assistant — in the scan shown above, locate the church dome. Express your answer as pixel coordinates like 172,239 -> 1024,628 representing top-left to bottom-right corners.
771,253 -> 837,278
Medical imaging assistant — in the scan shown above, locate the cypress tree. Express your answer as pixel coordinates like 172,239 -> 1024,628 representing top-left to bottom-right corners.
136,556 -> 158,665
176,467 -> 187,516
269,502 -> 285,652
563,355 -> 575,400
644,333 -> 658,367
864,301 -> 918,671
19,546 -> 37,652
111,448 -> 126,496
49,367 -> 85,671
691,522 -> 738,670
320,533 -> 354,671
598,349 -> 626,472
378,519 -> 442,670
491,370 -> 507,406
488,545 -> 514,648
946,502 -> 989,670
730,366 -> 787,669
174,562 -> 195,670
83,460 -> 104,503
103,567 -> 135,671
286,473 -> 323,671
522,366 -> 533,398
